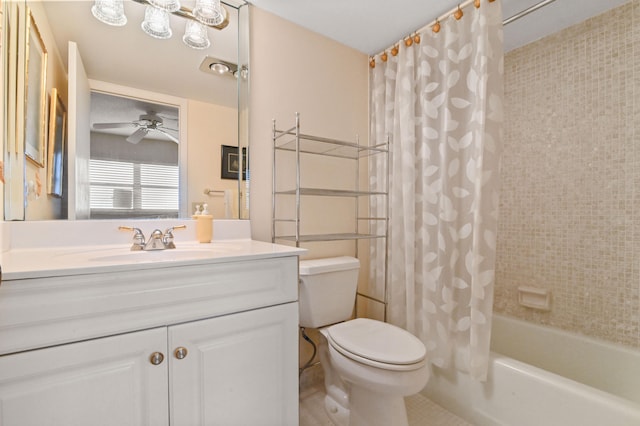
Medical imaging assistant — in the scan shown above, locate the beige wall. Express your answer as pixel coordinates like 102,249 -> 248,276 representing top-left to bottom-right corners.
247,6 -> 369,381
496,0 -> 640,348
248,6 -> 369,253
24,1 -> 67,220
187,100 -> 238,220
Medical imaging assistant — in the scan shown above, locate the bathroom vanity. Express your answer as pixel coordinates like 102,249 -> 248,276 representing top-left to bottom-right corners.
0,226 -> 303,426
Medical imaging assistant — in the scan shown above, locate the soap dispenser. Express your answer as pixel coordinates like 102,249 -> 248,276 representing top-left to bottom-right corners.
195,203 -> 213,243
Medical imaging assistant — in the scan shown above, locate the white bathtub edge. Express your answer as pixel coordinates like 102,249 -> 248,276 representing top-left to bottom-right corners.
423,352 -> 640,426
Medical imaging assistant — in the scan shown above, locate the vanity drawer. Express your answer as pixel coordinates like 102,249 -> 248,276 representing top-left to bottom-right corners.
0,256 -> 299,355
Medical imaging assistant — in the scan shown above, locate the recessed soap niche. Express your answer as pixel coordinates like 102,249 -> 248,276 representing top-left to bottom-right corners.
518,286 -> 551,311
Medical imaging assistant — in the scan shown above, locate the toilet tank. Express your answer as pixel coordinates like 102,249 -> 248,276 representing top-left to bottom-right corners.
298,256 -> 360,328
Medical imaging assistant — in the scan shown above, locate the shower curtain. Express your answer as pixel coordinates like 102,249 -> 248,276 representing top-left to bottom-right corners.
369,0 -> 503,380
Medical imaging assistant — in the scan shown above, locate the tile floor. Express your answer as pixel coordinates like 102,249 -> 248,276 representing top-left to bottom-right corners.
299,384 -> 474,426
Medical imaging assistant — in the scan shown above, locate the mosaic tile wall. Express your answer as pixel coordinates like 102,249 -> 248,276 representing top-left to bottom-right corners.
495,0 -> 640,348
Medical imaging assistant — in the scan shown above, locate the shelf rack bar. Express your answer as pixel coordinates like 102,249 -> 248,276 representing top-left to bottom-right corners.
271,119 -> 277,243
295,113 -> 301,248
273,233 -> 386,242
272,114 -> 391,322
274,188 -> 387,197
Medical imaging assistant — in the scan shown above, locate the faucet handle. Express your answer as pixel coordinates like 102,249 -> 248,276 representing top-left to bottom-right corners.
119,226 -> 145,251
163,225 -> 187,249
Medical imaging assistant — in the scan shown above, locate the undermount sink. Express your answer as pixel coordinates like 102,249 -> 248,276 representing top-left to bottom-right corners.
90,249 -> 215,262
90,243 -> 245,262
50,242 -> 245,264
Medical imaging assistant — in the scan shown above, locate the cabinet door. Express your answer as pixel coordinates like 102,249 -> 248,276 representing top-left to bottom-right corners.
0,328 -> 169,426
169,302 -> 299,426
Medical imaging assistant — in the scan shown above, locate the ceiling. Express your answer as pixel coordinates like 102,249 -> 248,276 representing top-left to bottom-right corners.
246,0 -> 631,54
40,0 -> 244,142
39,0 -> 630,142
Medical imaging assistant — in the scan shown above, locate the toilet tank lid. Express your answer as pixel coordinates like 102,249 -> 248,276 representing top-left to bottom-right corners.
299,256 -> 360,275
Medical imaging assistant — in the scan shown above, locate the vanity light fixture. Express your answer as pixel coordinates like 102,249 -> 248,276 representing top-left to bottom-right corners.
193,0 -> 224,26
183,20 -> 211,49
91,0 -> 229,50
141,5 -> 172,39
147,0 -> 181,12
91,0 -> 127,26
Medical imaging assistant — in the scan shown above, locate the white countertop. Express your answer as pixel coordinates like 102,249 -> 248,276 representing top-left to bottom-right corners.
2,239 -> 306,281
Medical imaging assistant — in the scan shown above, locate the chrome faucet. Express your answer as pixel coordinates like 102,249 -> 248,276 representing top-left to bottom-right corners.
162,225 -> 186,249
119,225 -> 186,251
119,226 -> 146,251
144,229 -> 165,251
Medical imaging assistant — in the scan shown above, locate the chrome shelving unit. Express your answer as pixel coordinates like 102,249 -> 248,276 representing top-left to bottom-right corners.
272,113 -> 390,317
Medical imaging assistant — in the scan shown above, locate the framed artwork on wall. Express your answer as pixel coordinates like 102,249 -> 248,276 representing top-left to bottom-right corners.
47,88 -> 66,196
221,145 -> 247,180
24,8 -> 48,167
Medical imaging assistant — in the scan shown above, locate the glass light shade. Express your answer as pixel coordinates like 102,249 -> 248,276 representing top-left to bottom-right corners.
193,0 -> 224,26
147,0 -> 181,12
91,0 -> 127,26
183,21 -> 210,49
141,5 -> 172,39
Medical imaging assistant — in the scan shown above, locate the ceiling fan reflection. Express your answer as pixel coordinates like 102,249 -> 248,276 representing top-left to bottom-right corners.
92,113 -> 179,144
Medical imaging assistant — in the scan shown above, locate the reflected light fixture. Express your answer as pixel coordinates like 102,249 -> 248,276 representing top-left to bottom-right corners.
199,56 -> 238,78
147,0 -> 181,12
91,0 -> 229,50
91,0 -> 127,26
141,5 -> 172,39
183,20 -> 210,49
193,0 -> 224,26
210,62 -> 229,74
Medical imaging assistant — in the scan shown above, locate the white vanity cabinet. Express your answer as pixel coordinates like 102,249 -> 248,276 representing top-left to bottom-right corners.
0,252 -> 301,426
0,327 -> 170,426
170,302 -> 298,425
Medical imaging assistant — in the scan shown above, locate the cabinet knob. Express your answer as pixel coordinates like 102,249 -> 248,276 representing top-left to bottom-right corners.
149,352 -> 165,365
174,347 -> 188,360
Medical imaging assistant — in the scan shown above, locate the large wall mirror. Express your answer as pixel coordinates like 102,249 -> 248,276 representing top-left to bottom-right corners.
2,0 -> 249,221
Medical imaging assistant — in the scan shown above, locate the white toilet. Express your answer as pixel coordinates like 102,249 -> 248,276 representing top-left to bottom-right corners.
299,256 -> 429,426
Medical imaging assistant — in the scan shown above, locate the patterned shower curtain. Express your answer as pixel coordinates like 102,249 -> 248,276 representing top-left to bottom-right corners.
369,0 -> 503,380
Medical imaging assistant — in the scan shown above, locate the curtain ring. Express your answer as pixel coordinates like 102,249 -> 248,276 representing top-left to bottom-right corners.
391,45 -> 399,56
474,0 -> 481,8
404,36 -> 413,47
432,19 -> 441,33
413,33 -> 421,44
381,51 -> 388,62
454,5 -> 463,20
369,57 -> 376,69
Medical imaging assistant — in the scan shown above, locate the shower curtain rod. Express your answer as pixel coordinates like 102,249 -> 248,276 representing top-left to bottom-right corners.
503,0 -> 556,26
374,0 -> 556,57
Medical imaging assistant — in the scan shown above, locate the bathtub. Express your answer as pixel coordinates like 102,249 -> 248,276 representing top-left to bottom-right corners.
422,314 -> 640,426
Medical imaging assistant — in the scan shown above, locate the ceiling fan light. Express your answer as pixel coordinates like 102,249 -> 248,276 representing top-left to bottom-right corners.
193,0 -> 224,26
91,0 -> 127,26
147,0 -> 181,12
141,5 -> 172,39
183,20 -> 210,49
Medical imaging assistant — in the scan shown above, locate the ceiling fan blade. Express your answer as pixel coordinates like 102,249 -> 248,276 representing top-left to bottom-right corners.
153,127 -> 180,143
92,122 -> 136,130
126,127 -> 149,144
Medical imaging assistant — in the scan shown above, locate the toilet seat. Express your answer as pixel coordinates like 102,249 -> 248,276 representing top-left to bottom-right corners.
326,318 -> 426,371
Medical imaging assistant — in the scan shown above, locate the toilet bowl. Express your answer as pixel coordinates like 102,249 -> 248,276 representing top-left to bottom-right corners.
319,318 -> 429,426
299,257 -> 429,426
